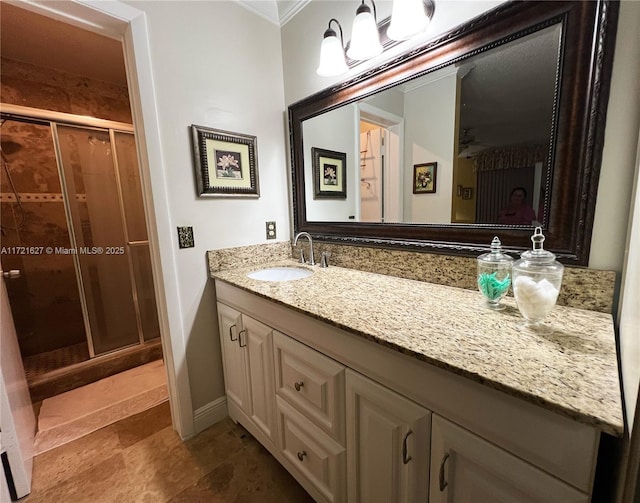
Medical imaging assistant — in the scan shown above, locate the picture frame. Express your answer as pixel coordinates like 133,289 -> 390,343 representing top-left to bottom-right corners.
462,187 -> 473,200
312,147 -> 347,199
413,162 -> 437,194
191,124 -> 259,197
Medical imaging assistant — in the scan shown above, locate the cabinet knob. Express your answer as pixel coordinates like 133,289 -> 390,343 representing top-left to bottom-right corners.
439,452 -> 450,492
294,381 -> 304,391
297,450 -> 307,461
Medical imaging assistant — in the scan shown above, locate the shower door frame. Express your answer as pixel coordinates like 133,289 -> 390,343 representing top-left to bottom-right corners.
1,103 -> 151,358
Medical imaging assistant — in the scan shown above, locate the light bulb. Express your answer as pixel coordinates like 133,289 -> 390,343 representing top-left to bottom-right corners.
347,4 -> 383,61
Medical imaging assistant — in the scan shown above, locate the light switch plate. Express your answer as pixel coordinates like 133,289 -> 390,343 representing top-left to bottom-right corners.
177,226 -> 195,249
266,221 -> 276,240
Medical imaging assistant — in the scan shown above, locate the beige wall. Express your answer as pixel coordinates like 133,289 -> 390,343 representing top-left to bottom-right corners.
123,0 -> 289,411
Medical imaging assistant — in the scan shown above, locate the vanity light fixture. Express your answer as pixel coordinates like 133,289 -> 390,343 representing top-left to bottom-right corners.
387,0 -> 435,41
346,0 -> 383,61
317,0 -> 436,77
316,18 -> 349,77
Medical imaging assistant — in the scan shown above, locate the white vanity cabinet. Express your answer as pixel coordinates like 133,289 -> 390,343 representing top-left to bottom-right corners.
217,303 -> 276,446
429,415 -> 588,502
346,369 -> 431,503
214,280 -> 602,503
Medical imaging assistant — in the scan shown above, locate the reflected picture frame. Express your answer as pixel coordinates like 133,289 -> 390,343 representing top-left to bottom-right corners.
413,162 -> 437,194
312,147 -> 347,199
191,124 -> 259,197
462,187 -> 473,200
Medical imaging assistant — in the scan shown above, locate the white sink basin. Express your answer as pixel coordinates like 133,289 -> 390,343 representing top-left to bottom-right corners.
247,266 -> 313,282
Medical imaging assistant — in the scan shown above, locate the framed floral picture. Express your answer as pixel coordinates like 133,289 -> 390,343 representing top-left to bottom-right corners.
312,147 -> 347,199
413,162 -> 437,194
191,124 -> 259,197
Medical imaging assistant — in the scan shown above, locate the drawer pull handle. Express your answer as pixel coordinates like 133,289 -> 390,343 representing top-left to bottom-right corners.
402,429 -> 413,464
238,329 -> 247,347
229,324 -> 237,342
439,452 -> 450,492
294,381 -> 304,391
297,450 -> 307,461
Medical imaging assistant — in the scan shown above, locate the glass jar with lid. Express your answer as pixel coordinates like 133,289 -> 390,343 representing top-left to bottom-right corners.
477,236 -> 513,310
512,227 -> 564,333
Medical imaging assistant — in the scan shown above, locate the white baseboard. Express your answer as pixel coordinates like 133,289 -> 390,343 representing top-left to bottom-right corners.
193,396 -> 228,434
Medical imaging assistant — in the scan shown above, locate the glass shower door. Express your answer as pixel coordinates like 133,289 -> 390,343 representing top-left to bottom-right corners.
55,126 -> 139,355
112,131 -> 160,342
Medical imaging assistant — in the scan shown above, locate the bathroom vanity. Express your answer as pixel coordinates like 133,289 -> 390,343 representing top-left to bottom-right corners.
211,260 -> 622,502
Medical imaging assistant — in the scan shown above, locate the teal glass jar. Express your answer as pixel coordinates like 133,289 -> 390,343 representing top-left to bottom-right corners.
477,236 -> 513,310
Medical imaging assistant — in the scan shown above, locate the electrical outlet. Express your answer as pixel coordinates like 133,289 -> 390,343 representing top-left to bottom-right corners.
266,221 -> 276,240
177,226 -> 195,249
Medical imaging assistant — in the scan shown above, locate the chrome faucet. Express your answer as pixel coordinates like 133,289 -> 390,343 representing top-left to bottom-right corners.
293,232 -> 315,265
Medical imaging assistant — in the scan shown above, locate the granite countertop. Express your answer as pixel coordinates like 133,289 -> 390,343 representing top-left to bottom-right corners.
211,259 -> 623,436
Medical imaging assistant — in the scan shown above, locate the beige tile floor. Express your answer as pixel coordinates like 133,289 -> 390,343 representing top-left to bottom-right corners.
21,402 -> 314,502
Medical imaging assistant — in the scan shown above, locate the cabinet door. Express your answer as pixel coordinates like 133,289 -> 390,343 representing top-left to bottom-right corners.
217,303 -> 248,412
346,369 -> 431,503
241,315 -> 276,442
430,415 -> 589,503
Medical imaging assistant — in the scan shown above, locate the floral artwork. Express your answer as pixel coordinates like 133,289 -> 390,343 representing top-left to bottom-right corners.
191,125 -> 259,197
413,162 -> 437,194
323,164 -> 338,185
312,147 -> 346,199
215,150 -> 243,179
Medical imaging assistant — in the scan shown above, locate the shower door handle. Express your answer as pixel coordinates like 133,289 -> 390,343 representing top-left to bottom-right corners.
1,269 -> 21,279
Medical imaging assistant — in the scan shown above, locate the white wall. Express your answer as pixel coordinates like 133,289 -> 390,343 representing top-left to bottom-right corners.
303,104 -> 358,221
590,0 -> 640,271
124,0 -> 289,411
281,0 -> 640,275
282,1 -> 506,104
404,74 -> 457,223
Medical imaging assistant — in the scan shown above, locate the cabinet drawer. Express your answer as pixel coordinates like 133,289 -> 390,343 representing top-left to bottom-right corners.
277,397 -> 346,503
274,331 -> 345,443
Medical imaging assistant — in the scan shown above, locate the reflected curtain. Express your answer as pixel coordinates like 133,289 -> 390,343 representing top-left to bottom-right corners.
476,166 -> 535,224
474,145 -> 544,224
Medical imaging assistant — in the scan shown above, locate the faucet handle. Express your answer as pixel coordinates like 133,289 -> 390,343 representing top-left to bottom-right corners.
298,248 -> 306,264
320,251 -> 331,268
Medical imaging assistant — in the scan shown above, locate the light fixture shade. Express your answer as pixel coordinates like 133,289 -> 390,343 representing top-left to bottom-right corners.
317,31 -> 349,77
387,0 -> 431,41
346,8 -> 383,60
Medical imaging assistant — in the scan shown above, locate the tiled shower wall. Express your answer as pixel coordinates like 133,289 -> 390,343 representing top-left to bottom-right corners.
1,57 -> 131,122
0,57 -> 132,357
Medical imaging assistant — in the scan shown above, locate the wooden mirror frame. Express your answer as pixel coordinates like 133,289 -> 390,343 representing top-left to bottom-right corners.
289,0 -> 619,265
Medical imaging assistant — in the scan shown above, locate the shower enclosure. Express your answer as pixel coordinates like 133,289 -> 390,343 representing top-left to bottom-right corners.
0,104 -> 160,400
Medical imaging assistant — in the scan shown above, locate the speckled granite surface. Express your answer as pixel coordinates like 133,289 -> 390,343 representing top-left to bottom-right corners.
211,258 -> 623,437
207,242 -> 616,313
207,242 -> 290,273
304,243 -> 617,314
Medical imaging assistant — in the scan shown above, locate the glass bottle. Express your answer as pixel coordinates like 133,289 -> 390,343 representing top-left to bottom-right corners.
512,227 -> 564,334
477,236 -> 513,310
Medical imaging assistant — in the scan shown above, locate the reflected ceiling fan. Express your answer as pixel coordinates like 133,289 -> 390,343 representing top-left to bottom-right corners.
458,128 -> 489,158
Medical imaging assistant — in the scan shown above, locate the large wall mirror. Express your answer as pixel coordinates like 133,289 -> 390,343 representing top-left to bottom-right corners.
289,1 -> 619,265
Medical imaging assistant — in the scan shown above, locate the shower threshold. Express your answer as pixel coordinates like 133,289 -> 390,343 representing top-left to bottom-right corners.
26,339 -> 163,403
